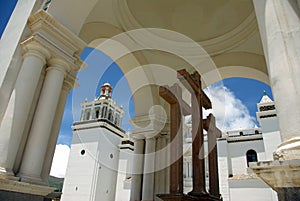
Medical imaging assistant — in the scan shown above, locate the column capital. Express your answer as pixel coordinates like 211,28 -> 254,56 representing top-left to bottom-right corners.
145,137 -> 156,142
47,58 -> 71,79
131,133 -> 145,140
130,113 -> 167,139
62,74 -> 76,93
21,38 -> 51,65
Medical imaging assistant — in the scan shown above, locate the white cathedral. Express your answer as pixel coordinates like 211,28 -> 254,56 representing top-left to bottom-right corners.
62,84 -> 281,201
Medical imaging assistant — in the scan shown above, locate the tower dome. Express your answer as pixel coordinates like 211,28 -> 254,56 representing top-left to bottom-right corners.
99,82 -> 113,99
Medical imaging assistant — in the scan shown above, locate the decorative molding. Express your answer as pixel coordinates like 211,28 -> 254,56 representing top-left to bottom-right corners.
21,39 -> 51,65
130,114 -> 168,139
72,118 -> 126,138
27,10 -> 86,71
62,73 -> 77,92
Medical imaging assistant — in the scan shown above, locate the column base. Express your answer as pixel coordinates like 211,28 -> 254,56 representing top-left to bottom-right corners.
157,193 -> 222,201
250,159 -> 300,200
0,167 -> 17,181
0,178 -> 55,199
17,173 -> 48,186
274,137 -> 300,160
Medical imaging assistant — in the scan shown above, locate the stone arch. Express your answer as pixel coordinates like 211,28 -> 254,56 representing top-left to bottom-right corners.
46,1 -> 269,121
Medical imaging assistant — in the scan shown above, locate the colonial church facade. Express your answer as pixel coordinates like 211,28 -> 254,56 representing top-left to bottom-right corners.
62,84 -> 281,201
214,92 -> 281,201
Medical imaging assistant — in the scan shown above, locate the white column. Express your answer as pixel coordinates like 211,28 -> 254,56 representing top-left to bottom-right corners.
184,160 -> 189,178
154,135 -> 167,196
253,0 -> 300,157
165,136 -> 170,193
142,137 -> 156,201
154,136 -> 162,197
0,0 -> 42,124
189,161 -> 192,178
0,42 -> 50,176
41,77 -> 74,181
130,138 -> 145,201
17,58 -> 69,183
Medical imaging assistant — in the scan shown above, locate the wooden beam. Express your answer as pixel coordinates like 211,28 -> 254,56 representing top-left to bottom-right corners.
159,85 -> 191,116
159,86 -> 178,105
203,114 -> 222,138
159,84 -> 183,194
205,113 -> 221,198
177,69 -> 212,109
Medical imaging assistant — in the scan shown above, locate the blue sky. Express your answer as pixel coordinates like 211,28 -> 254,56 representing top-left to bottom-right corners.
0,0 -> 18,38
1,2 -> 273,147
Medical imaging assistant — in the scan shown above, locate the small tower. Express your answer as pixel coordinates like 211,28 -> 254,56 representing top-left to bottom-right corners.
256,90 -> 281,160
80,83 -> 124,127
62,83 -> 127,201
100,82 -> 113,99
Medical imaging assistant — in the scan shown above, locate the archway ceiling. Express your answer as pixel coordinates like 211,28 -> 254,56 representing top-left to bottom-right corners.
126,0 -> 253,42
48,0 -> 268,84
45,0 -> 271,121
79,0 -> 267,79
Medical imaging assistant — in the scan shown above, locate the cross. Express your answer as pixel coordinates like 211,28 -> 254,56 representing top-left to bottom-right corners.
203,114 -> 222,198
159,84 -> 184,194
177,69 -> 211,196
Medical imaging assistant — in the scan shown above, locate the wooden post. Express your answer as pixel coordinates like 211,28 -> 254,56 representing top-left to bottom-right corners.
178,69 -> 212,196
159,84 -> 183,194
204,114 -> 222,198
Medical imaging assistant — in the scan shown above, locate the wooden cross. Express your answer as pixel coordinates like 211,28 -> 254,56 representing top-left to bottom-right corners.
177,69 -> 212,196
203,114 -> 222,198
159,84 -> 184,194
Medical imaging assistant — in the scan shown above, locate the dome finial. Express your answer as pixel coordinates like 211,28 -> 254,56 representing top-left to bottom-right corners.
263,90 -> 266,96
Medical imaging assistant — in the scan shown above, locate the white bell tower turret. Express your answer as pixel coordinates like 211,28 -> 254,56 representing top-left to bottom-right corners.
256,90 -> 281,160
62,83 -> 127,201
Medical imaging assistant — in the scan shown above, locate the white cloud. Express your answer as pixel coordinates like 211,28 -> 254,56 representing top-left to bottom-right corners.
50,144 -> 70,178
204,84 -> 257,131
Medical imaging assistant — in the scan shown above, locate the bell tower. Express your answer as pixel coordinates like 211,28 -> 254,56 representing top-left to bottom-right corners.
62,83 -> 127,201
256,91 -> 281,160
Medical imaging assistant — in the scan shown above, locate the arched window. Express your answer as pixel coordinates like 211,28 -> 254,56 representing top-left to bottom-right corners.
95,109 -> 100,118
114,114 -> 119,125
85,111 -> 90,120
108,109 -> 113,122
246,149 -> 258,167
101,106 -> 107,118
80,110 -> 84,121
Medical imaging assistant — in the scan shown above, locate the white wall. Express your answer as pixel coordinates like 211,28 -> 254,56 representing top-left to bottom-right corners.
262,131 -> 281,160
61,125 -> 122,201
228,140 -> 265,175
115,148 -> 133,201
217,139 -> 230,201
229,179 -> 277,201
260,117 -> 279,133
260,117 -> 281,160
